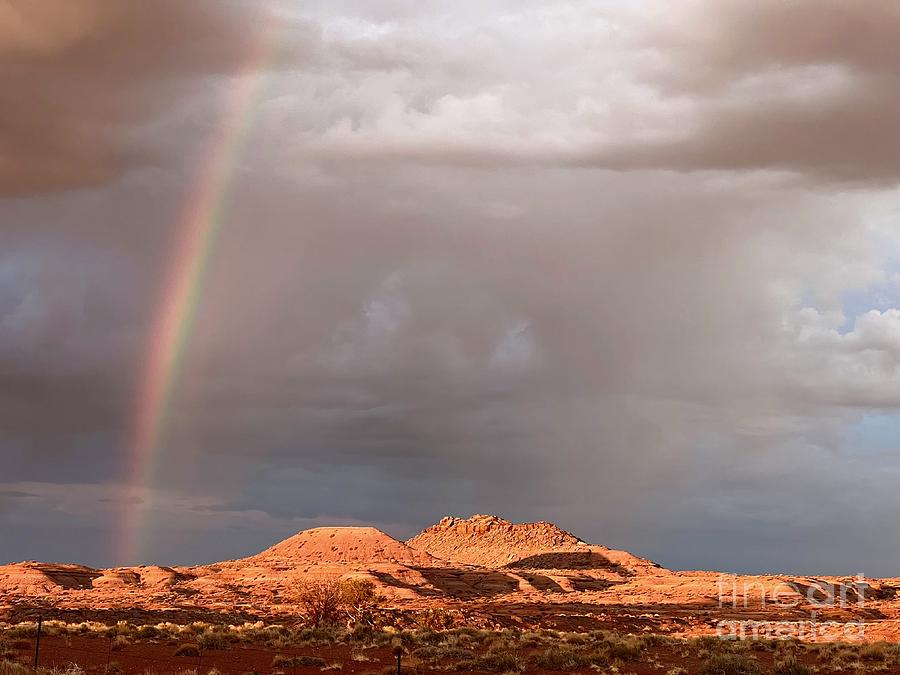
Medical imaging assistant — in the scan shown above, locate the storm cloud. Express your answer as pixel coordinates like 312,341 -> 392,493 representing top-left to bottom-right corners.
0,0 -> 282,195
1,0 -> 900,575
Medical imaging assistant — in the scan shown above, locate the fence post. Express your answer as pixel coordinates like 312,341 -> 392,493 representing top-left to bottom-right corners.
392,636 -> 402,675
33,616 -> 43,669
105,634 -> 113,674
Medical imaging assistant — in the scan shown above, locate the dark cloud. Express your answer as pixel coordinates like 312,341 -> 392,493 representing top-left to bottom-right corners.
0,491 -> 36,499
0,0 -> 273,196
645,0 -> 900,88
1,0 -> 900,573
595,0 -> 900,184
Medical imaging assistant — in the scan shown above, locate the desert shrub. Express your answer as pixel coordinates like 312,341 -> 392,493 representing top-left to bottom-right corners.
348,623 -> 375,643
700,652 -> 762,675
6,625 -> 37,640
295,625 -> 345,645
530,646 -> 593,670
860,642 -> 889,662
602,635 -> 644,660
413,644 -> 474,661
667,668 -> 688,675
440,645 -> 476,660
408,629 -> 439,646
369,630 -> 397,648
271,653 -> 291,668
136,625 -> 160,640
450,627 -> 481,637
301,655 -> 328,667
483,636 -> 518,654
272,654 -> 326,668
414,608 -> 454,631
107,622 -> 135,638
693,635 -> 726,652
411,645 -> 440,659
33,666 -> 82,675
296,581 -> 344,627
294,578 -> 384,629
174,643 -> 200,657
561,632 -> 590,645
454,647 -> 521,672
822,651 -> 855,672
748,639 -> 776,652
518,631 -> 546,648
340,579 -> 380,627
111,635 -> 130,651
197,631 -> 228,651
106,662 -> 123,675
772,656 -> 814,675
395,631 -> 420,647
641,633 -> 673,648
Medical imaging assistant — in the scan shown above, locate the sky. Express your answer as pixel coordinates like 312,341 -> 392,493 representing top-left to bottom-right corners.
2,0 -> 900,576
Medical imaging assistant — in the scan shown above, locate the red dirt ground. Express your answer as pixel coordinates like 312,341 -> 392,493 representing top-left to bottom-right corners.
6,633 -> 894,675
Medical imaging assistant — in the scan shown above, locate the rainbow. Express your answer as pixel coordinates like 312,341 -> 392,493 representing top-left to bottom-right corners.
117,20 -> 277,565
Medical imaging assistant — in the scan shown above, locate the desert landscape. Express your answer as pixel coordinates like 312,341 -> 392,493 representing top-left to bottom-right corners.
4,515 -> 900,673
7,1 -> 900,673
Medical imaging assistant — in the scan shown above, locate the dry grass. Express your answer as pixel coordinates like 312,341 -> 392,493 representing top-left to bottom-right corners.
8,617 -> 900,674
453,646 -> 523,672
529,645 -> 599,670
771,656 -> 814,675
0,661 -> 31,675
700,652 -> 763,675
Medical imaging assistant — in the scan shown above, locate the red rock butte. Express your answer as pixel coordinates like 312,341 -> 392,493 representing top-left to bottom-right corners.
2,514 -> 897,639
249,526 -> 438,566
